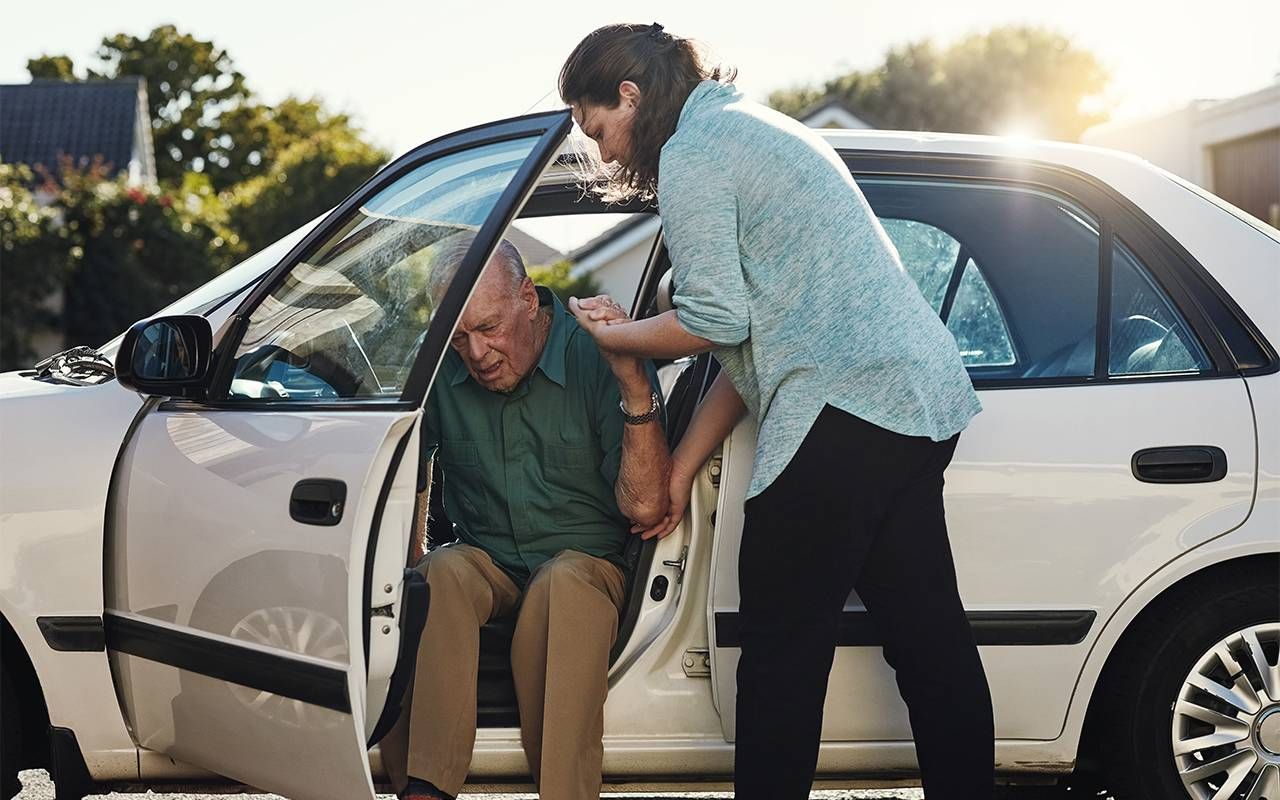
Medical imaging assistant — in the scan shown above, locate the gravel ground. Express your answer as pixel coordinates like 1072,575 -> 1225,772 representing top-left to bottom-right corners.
16,770 -> 925,800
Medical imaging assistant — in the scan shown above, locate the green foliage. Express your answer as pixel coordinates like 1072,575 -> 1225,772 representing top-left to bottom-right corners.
0,159 -> 236,369
226,126 -> 387,253
92,25 -> 251,188
769,26 -> 1110,142
527,260 -> 601,305
10,26 -> 390,365
0,164 -> 67,367
26,55 -> 76,80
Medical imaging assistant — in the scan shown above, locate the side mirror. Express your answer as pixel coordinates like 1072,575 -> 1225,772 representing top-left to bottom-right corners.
116,315 -> 214,398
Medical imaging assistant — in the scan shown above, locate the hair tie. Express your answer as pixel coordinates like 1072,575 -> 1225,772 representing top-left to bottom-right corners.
648,22 -> 665,40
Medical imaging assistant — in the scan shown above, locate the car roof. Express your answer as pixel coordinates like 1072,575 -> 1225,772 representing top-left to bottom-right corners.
543,127 -> 1171,202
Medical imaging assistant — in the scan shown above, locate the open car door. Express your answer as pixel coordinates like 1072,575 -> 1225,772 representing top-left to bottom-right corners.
103,111 -> 571,800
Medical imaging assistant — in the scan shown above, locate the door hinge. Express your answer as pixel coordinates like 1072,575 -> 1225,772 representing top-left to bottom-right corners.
682,647 -> 711,678
707,456 -> 722,488
662,545 -> 689,584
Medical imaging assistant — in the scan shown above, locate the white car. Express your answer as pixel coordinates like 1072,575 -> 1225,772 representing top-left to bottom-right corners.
2,110 -> 1278,800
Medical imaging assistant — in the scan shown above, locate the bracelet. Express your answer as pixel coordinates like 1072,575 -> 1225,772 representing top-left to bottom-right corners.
619,391 -> 660,425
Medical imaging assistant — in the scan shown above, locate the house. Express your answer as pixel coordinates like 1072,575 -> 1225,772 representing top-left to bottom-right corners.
565,98 -> 874,303
1082,80 -> 1280,228
504,225 -> 564,268
0,78 -> 157,185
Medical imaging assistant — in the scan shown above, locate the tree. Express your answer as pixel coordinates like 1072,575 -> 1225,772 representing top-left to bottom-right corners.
0,164 -> 68,368
0,158 -> 235,368
769,26 -> 1110,142
527,260 -> 601,305
216,97 -> 387,195
31,26 -> 251,189
26,55 -> 76,80
226,125 -> 388,253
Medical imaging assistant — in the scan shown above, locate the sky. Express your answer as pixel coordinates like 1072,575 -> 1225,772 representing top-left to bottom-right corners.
3,0 -> 1277,248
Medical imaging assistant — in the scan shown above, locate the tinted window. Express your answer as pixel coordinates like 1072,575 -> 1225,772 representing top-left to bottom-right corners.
862,179 -> 1101,380
223,136 -> 539,401
1110,238 -> 1210,375
880,219 -> 1015,368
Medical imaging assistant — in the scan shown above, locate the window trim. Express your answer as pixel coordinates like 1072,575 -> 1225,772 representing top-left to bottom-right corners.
840,151 -> 1277,387
190,110 -> 573,412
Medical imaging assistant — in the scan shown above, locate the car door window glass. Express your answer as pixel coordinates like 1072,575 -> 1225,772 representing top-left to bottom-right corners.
880,218 -> 961,313
1109,238 -> 1210,375
947,259 -> 1016,367
224,136 -> 539,401
880,218 -> 1016,368
862,179 -> 1101,380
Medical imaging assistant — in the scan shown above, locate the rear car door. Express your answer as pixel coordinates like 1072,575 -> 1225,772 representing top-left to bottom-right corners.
103,111 -> 570,800
708,154 -> 1262,752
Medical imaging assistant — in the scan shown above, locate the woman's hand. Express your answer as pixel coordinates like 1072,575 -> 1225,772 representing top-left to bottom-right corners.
631,459 -> 696,540
570,295 -> 648,384
570,294 -> 633,326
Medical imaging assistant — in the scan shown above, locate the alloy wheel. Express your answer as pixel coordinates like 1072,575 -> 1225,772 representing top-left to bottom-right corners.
1173,622 -> 1280,799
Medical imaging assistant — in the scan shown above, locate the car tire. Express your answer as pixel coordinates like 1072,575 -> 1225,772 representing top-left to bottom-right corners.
1097,573 -> 1280,799
1,660 -> 22,800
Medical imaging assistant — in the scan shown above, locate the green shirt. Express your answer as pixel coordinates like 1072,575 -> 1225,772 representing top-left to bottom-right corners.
422,287 -> 662,585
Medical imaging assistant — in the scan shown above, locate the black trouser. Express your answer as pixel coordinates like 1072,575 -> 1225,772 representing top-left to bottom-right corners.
733,406 -> 994,799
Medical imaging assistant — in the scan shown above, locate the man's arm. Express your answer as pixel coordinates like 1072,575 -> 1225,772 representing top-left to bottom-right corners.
612,361 -> 672,528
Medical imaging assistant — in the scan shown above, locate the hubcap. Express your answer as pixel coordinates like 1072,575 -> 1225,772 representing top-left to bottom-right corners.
1172,622 -> 1280,799
1259,708 -> 1280,756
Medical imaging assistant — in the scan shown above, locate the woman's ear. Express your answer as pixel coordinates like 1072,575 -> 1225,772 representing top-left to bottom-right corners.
618,80 -> 641,108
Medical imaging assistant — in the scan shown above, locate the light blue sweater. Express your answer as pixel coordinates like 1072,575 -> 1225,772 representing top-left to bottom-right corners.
660,80 -> 982,498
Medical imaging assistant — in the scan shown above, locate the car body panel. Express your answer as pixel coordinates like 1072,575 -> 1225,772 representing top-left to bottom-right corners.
0,376 -> 144,778
107,407 -> 418,800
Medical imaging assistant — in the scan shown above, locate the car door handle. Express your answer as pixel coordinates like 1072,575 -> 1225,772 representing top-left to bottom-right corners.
1131,446 -> 1227,484
290,479 -> 347,525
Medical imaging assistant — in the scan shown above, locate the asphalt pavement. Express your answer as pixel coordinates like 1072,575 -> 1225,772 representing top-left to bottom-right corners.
16,770 -> 926,800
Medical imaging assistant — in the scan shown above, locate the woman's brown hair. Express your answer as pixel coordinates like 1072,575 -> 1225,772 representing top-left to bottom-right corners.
559,23 -> 733,202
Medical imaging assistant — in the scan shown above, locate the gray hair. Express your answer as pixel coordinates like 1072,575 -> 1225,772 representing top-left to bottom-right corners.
427,233 -> 527,306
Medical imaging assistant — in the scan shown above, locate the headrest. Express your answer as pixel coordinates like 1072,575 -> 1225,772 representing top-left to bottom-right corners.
656,269 -> 675,314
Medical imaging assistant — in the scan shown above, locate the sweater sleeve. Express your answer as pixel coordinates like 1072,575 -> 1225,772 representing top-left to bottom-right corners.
658,143 -> 750,347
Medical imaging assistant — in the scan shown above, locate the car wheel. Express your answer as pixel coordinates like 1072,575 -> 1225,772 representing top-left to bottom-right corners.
1099,576 -> 1280,799
1,661 -> 22,799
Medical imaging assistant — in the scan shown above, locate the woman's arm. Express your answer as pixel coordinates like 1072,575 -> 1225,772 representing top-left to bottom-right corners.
570,302 -> 714,361
635,370 -> 747,540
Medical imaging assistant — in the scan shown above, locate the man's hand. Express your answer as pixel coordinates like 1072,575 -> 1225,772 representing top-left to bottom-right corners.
630,461 -> 693,540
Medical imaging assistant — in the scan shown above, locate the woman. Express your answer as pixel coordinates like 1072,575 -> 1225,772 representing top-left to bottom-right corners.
559,23 -> 995,800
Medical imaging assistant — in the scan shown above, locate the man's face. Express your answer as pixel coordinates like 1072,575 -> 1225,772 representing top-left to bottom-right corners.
449,260 -> 543,393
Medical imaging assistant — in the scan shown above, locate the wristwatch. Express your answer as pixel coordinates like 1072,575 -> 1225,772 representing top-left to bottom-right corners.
619,391 -> 661,425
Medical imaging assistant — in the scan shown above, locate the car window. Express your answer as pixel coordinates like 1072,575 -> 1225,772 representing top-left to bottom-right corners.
880,219 -> 1015,368
222,136 -> 540,401
862,179 -> 1101,381
947,259 -> 1016,367
1109,237 -> 1210,375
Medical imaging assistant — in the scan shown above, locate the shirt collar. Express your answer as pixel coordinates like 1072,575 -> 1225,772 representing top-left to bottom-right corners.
449,285 -> 568,388
676,79 -> 735,132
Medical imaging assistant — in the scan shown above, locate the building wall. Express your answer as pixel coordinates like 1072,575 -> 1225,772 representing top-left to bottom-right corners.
1081,82 -> 1280,227
591,236 -> 656,309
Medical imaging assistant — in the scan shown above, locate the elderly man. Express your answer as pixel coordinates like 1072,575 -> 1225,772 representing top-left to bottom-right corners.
383,235 -> 670,800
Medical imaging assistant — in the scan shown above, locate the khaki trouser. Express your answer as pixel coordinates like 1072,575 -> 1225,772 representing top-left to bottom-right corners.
381,544 -> 625,799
